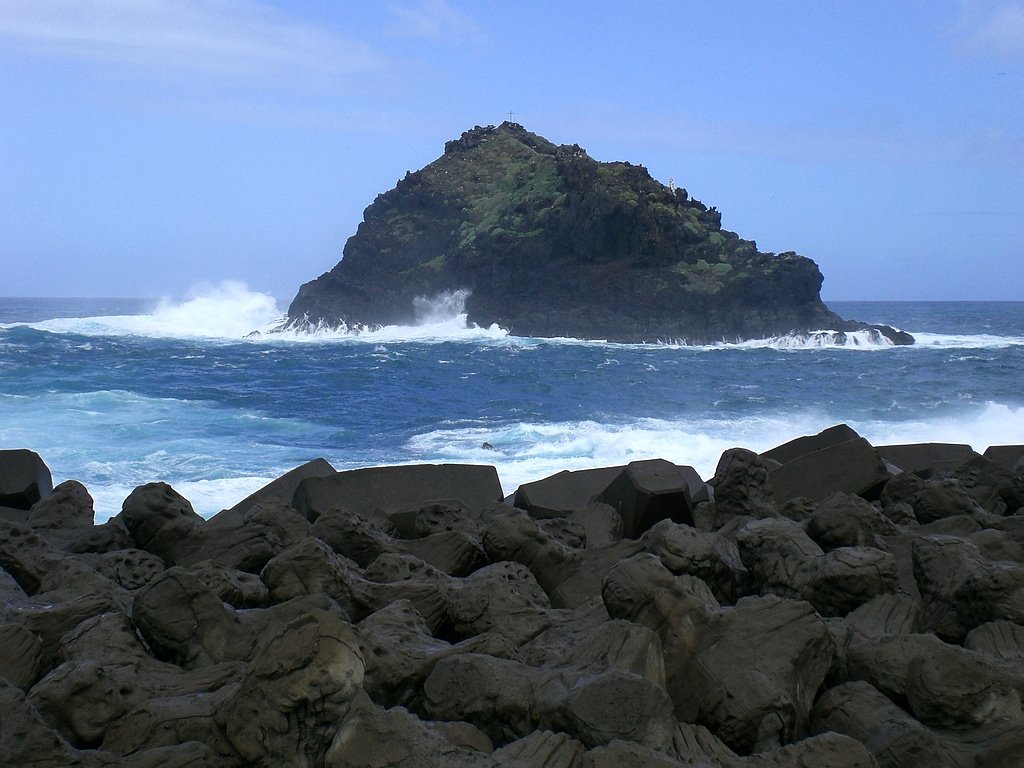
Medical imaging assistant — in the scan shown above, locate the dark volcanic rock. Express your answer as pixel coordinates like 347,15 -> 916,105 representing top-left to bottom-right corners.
284,122 -> 910,345
11,445 -> 1024,766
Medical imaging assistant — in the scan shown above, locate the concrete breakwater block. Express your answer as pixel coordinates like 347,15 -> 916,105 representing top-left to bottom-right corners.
598,459 -> 704,538
765,427 -> 890,503
0,449 -> 53,510
512,466 -> 625,518
876,443 -> 979,476
291,463 -> 505,525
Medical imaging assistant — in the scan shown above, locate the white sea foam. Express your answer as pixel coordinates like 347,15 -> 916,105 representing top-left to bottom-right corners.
7,284 -> 1021,351
725,329 -> 896,350
906,332 -> 1024,349
18,281 -> 285,339
259,288 -> 515,344
11,398 -> 1024,519
405,403 -> 1024,496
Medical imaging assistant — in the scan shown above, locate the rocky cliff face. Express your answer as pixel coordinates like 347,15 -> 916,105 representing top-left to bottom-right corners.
287,122 -> 910,344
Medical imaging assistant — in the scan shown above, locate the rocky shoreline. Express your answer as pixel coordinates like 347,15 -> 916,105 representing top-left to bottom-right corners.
1,428 -> 1022,767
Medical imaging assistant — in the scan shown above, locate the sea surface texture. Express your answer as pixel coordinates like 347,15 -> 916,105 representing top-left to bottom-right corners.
1,286 -> 1022,522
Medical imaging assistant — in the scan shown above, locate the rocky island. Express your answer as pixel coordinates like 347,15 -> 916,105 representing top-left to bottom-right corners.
286,122 -> 912,345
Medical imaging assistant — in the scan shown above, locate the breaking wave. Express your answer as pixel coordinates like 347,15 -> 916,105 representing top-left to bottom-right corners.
8,282 -> 284,340
406,402 -> 1024,495
3,287 -> 1021,353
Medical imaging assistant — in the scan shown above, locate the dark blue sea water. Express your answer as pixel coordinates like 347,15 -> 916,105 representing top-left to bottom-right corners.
2,285 -> 1022,522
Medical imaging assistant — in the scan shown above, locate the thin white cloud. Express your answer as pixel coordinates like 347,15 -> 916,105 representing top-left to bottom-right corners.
387,0 -> 483,42
958,2 -> 1024,56
0,0 -> 384,76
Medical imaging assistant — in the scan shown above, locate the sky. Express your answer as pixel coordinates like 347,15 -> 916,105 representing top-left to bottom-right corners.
1,1 -> 1022,303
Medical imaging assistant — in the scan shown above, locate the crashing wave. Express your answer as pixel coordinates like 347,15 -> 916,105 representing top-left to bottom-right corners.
735,328 -> 898,349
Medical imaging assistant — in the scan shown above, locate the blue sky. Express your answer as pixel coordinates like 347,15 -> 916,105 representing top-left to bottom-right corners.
1,1 -> 1021,303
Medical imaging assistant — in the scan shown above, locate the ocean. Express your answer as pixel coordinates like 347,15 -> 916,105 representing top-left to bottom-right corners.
1,284 -> 1022,523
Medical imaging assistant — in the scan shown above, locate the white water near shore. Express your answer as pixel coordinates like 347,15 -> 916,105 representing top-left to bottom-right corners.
8,283 -> 1017,349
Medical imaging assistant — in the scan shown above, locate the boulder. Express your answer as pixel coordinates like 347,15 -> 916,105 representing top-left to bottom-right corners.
844,593 -> 922,638
483,504 -> 643,608
120,483 -> 204,564
490,730 -> 587,767
746,732 -> 879,768
602,553 -> 834,754
734,518 -> 823,600
218,603 -> 365,767
261,537 -> 450,629
242,501 -> 310,547
100,679 -> 241,760
904,642 -> 1023,729
0,622 -> 42,689
121,482 -> 282,571
63,517 -> 134,555
326,691 -> 485,768
445,561 -> 556,646
29,658 -> 136,748
188,562 -> 270,608
810,546 -> 898,617
0,449 -> 53,510
292,463 -> 504,522
879,470 -> 925,512
422,652 -> 675,750
803,493 -> 899,551
132,567 -> 255,668
965,620 -> 1024,663
0,592 -> 119,676
355,599 -> 515,708
641,519 -> 748,603
813,681 -> 960,768
309,506 -> 397,567
844,631 -> 950,701
0,504 -> 28,524
80,548 -> 164,591
912,479 -> 988,524
597,459 -> 703,537
0,683 -> 93,768
708,447 -> 776,523
0,519 -> 67,594
953,453 -> 1024,514
674,594 -> 834,753
259,536 -> 360,605
413,500 -> 486,539
912,535 -> 1024,641
402,530 -> 488,576
25,480 -> 94,546
519,614 -> 665,685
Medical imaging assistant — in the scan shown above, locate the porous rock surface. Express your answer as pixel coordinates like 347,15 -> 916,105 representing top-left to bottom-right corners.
1,428 -> 1022,767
